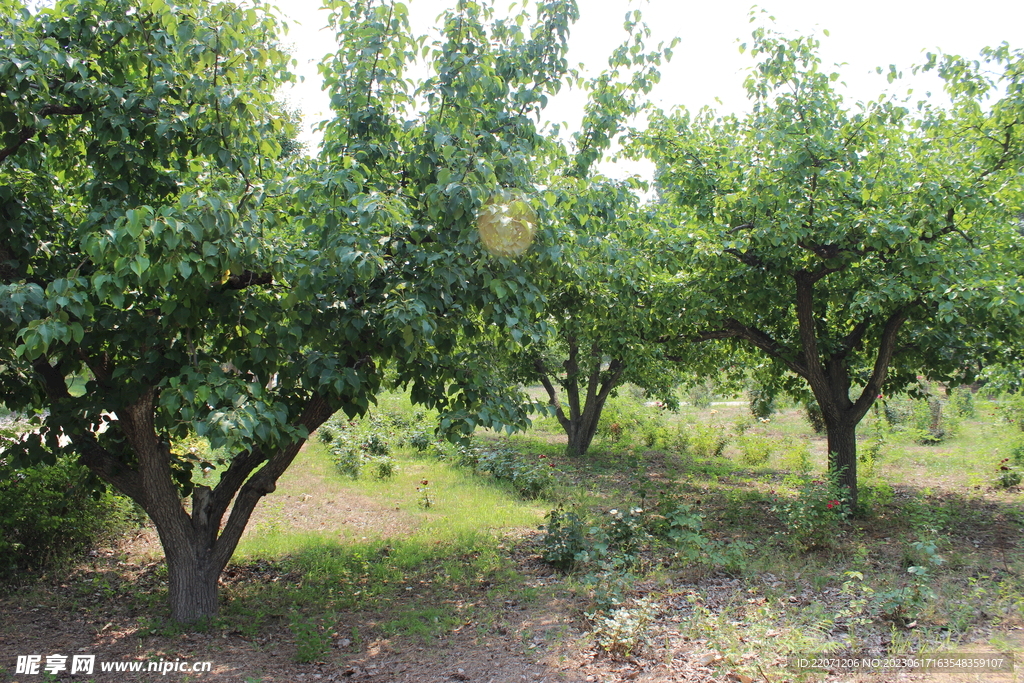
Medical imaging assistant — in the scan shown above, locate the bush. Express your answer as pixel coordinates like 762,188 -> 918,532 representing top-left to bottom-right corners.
684,423 -> 730,458
686,380 -> 715,409
541,505 -> 589,572
999,392 -> 1024,432
948,386 -> 976,419
594,395 -> 673,450
779,439 -> 813,475
325,416 -> 398,480
476,444 -> 552,499
747,385 -> 777,419
771,472 -> 850,551
735,433 -> 773,466
804,399 -> 826,434
0,457 -> 138,582
1010,438 -> 1024,467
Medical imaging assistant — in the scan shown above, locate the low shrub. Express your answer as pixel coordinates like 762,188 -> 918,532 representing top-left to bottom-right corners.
997,459 -> 1022,488
735,433 -> 773,466
0,456 -> 139,582
589,597 -> 656,657
476,444 -> 552,499
771,473 -> 851,551
684,423 -> 730,459
779,439 -> 813,476
948,386 -> 976,419
327,420 -> 397,480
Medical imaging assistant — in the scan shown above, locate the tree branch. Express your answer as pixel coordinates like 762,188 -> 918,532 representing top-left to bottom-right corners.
211,392 -> 335,570
221,270 -> 273,290
851,305 -> 913,422
696,319 -> 807,377
0,105 -> 92,164
533,358 -> 570,432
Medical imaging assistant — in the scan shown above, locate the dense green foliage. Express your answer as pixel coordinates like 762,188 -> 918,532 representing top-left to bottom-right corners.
0,453 -> 136,581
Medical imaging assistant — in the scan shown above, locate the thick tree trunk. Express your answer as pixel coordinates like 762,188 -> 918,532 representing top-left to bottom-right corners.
163,535 -> 220,623
70,386 -> 336,623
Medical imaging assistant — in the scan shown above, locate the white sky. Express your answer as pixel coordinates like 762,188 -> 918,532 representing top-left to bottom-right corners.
274,0 -> 1024,167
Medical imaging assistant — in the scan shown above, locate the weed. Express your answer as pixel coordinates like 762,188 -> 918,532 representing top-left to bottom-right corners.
540,505 -> 589,572
996,458 -> 1022,488
589,597 -> 656,657
416,479 -> 433,508
874,540 -> 944,624
658,499 -> 752,572
289,614 -> 330,663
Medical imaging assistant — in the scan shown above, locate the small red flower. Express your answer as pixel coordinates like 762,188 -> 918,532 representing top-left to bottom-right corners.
539,454 -> 547,459
826,499 -> 841,509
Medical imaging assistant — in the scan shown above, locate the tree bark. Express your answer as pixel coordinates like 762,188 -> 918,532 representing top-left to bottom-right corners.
823,412 -> 858,509
162,526 -> 220,623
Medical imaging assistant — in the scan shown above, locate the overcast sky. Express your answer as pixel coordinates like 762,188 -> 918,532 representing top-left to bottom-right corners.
274,0 -> 1024,162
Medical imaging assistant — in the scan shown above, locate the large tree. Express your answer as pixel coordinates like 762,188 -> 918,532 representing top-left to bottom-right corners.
641,26 -> 1024,506
0,0 -> 579,622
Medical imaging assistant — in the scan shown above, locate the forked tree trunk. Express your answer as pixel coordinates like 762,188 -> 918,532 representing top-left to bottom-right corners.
70,387 -> 335,623
564,394 -> 608,457
535,338 -> 625,459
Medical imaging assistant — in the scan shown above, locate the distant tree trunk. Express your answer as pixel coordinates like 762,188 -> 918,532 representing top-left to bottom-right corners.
535,337 -> 624,458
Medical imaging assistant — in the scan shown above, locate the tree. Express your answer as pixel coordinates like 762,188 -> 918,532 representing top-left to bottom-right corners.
0,0 -> 579,622
641,24 -> 1024,507
503,12 -> 683,457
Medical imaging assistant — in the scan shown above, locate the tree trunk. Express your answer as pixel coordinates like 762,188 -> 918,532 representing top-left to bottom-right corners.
163,534 -> 220,624
71,387 -> 336,623
824,414 -> 858,510
535,344 -> 624,459
565,399 -> 604,457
